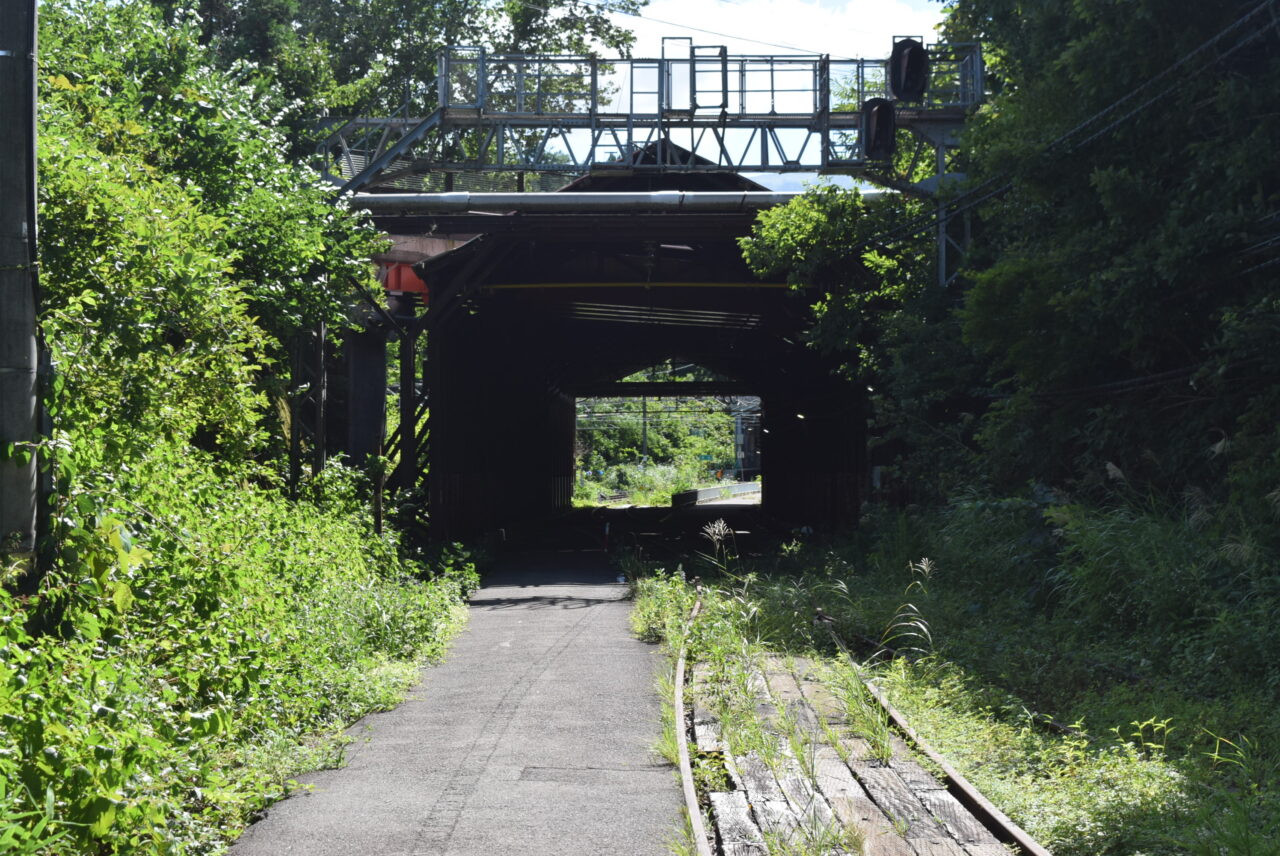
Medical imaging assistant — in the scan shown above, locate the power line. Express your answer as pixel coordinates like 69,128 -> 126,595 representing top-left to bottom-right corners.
513,0 -> 859,59
1048,0 -> 1277,154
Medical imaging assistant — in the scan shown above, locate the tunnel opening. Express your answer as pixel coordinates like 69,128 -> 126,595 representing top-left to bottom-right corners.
415,272 -> 867,542
572,360 -> 762,509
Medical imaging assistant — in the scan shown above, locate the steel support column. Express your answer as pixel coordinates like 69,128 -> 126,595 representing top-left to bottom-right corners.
344,326 -> 388,466
0,0 -> 39,565
934,144 -> 970,290
313,320 -> 328,475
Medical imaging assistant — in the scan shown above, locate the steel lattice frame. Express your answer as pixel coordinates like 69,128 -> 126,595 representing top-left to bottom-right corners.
319,42 -> 983,193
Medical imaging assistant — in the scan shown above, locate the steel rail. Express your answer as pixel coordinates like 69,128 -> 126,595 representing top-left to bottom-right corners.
674,591 -> 713,856
818,616 -> 1053,856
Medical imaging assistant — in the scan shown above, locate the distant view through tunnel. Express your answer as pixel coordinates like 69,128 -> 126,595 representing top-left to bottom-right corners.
574,362 -> 762,509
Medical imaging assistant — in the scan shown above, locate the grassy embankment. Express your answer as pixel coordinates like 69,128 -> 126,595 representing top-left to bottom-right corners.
631,497 -> 1280,856
0,454 -> 479,855
575,463 -> 742,508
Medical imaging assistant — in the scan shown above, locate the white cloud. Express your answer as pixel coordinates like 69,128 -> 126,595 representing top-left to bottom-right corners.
612,0 -> 946,61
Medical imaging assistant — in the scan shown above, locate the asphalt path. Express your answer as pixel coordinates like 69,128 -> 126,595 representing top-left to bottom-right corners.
230,550 -> 679,855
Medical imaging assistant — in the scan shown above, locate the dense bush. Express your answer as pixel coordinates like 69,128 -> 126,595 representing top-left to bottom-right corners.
0,3 -> 478,853
0,449 -> 473,854
863,495 -> 1280,716
574,461 -> 722,507
859,496 -> 1280,855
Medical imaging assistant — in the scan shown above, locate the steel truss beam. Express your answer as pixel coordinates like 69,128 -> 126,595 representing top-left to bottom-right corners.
318,43 -> 983,193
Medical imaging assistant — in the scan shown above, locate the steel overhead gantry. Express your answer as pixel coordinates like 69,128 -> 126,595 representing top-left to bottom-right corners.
319,38 -> 983,193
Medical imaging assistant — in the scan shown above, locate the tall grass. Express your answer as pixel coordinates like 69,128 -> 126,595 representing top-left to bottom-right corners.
630,492 -> 1280,856
0,448 -> 475,855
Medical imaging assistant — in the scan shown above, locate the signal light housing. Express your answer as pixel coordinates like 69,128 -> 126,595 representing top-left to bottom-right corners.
888,38 -> 929,102
861,98 -> 896,161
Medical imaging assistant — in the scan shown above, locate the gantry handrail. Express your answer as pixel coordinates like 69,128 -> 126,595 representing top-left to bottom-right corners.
319,42 -> 984,192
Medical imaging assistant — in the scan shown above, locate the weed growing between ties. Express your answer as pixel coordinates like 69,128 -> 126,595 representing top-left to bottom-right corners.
634,571 -> 717,855
634,569 -> 847,856
0,449 -> 478,855
629,498 -> 1280,856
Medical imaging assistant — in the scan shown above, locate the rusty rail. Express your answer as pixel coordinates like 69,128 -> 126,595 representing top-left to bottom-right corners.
675,592 -> 714,856
819,614 -> 1053,856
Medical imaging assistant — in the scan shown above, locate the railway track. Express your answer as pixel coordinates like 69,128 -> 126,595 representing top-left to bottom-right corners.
673,598 -> 1052,856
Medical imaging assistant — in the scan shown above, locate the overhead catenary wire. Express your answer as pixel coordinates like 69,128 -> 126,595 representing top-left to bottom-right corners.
1052,0 -> 1278,153
512,0 -> 860,59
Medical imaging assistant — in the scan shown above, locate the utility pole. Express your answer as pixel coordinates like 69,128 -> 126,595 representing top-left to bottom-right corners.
0,0 -> 40,570
640,395 -> 648,465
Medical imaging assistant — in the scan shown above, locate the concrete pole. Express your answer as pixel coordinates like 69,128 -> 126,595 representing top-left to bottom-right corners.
640,395 -> 648,465
0,0 -> 39,566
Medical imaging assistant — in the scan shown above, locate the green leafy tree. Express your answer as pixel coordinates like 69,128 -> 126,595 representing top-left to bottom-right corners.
38,0 -> 386,462
153,0 -> 645,131
945,0 -> 1280,502
741,184 -> 983,500
745,2 -> 1280,508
